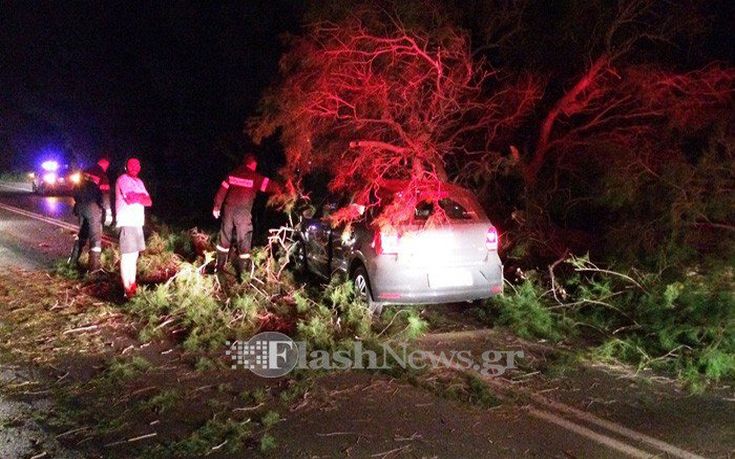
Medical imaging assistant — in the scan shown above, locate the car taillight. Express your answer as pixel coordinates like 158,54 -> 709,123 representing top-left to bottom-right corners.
485,227 -> 499,251
373,231 -> 400,255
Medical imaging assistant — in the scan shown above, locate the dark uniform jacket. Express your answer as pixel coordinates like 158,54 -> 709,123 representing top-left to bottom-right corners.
74,164 -> 111,212
213,164 -> 275,211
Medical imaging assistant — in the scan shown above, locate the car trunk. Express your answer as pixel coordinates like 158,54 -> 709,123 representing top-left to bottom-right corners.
394,221 -> 492,268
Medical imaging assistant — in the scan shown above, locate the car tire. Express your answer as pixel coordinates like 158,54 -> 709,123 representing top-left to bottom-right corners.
352,265 -> 383,316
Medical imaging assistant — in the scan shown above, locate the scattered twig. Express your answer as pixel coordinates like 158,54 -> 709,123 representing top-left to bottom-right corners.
395,432 -> 422,441
62,324 -> 98,335
233,402 -> 264,412
376,309 -> 409,337
370,445 -> 411,458
56,426 -> 90,439
317,431 -> 356,437
104,432 -> 157,448
549,250 -> 569,304
211,440 -> 228,451
154,317 -> 176,330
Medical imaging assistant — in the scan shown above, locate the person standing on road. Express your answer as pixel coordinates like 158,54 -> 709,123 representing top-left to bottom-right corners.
68,156 -> 112,272
115,157 -> 152,299
212,153 -> 279,279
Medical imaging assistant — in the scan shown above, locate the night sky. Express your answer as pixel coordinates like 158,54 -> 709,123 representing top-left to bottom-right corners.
1,0 -> 732,224
1,1 -> 303,215
1,1 -> 306,225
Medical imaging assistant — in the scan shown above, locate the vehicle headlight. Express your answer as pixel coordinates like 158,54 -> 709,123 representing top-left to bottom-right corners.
70,172 -> 81,184
43,172 -> 57,184
41,160 -> 59,172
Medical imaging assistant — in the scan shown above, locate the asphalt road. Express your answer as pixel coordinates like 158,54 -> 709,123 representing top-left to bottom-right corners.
0,182 -> 78,269
0,182 -> 86,458
0,180 -> 732,458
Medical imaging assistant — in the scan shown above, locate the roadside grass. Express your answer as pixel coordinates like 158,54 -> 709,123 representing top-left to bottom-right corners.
0,236 -> 442,457
123,240 -> 429,353
477,255 -> 735,391
143,388 -> 182,414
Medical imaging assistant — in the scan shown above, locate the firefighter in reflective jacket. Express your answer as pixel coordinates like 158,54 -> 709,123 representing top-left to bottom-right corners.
212,153 -> 278,276
68,157 -> 113,271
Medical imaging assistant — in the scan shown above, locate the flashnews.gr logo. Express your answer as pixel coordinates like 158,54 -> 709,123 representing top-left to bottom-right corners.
226,332 -> 299,378
228,332 -> 525,379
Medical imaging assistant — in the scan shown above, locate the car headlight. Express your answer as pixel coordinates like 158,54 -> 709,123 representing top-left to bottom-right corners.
43,172 -> 57,184
41,160 -> 59,172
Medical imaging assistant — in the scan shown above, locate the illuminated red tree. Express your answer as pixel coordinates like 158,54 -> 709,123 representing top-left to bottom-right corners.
519,0 -> 735,185
249,10 -> 539,223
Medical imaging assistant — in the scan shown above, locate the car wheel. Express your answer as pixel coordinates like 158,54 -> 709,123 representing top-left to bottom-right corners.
352,265 -> 383,316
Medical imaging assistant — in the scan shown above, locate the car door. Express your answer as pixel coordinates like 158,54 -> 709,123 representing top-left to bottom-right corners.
302,201 -> 338,278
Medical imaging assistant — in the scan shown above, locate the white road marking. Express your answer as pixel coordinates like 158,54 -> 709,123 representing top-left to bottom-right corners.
518,383 -> 706,459
0,182 -> 32,192
425,350 -> 706,459
528,407 -> 653,458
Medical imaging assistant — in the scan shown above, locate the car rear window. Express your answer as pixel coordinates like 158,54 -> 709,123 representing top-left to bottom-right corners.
414,197 -> 480,221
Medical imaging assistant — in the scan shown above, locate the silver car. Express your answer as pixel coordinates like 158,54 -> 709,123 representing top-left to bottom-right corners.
294,180 -> 503,314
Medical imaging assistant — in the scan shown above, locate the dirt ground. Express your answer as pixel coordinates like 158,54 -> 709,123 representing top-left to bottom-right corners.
1,268 -> 733,458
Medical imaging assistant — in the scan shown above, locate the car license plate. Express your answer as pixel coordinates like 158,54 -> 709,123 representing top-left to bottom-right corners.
428,269 -> 473,288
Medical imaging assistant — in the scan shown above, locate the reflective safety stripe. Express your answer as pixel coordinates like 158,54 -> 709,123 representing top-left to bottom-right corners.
91,246 -> 102,252
220,181 -> 230,189
228,176 -> 254,188
238,253 -> 251,259
216,244 -> 229,252
260,177 -> 269,192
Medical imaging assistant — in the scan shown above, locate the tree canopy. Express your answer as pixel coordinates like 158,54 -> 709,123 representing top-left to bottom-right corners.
250,0 -> 734,264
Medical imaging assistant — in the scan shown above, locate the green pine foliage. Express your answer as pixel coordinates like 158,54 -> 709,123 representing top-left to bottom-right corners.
483,255 -> 735,390
127,244 -> 428,355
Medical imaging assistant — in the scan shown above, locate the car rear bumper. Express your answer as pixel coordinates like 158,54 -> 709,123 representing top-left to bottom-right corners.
367,254 -> 503,305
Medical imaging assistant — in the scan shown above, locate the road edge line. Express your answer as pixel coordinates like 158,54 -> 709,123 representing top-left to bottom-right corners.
527,407 -> 653,458
425,351 -> 706,459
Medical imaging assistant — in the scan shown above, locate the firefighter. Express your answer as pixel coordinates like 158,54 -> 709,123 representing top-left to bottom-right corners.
68,157 -> 112,272
212,153 -> 279,278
